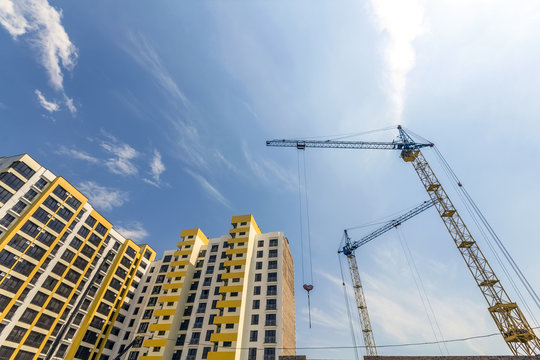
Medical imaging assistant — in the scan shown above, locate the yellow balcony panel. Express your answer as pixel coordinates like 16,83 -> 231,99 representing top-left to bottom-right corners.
210,332 -> 238,342
225,248 -> 247,255
216,300 -> 242,308
163,282 -> 183,290
213,315 -> 240,324
148,323 -> 171,332
154,309 -> 177,316
221,272 -> 244,280
171,260 -> 190,267
174,249 -> 192,256
167,271 -> 186,278
177,239 -> 195,246
229,227 -> 250,234
231,214 -> 253,224
219,285 -> 243,293
228,237 -> 249,244
180,228 -> 209,244
143,339 -> 168,347
158,295 -> 180,303
139,356 -> 163,360
207,352 -> 236,360
223,259 -> 246,267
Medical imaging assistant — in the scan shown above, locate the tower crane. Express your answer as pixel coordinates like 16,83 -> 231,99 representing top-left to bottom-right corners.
266,125 -> 540,356
339,200 -> 436,356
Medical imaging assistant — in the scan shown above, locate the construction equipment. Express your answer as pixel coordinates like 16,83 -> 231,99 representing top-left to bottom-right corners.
267,126 -> 540,356
339,200 -> 436,356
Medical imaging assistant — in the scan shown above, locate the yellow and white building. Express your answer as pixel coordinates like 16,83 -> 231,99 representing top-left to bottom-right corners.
0,154 -> 156,360
118,215 -> 296,360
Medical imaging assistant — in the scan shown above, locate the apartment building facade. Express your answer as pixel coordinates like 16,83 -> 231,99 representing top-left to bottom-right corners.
0,154 -> 156,360
117,215 -> 296,360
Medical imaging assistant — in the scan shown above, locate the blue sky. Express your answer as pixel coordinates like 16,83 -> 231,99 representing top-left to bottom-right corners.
2,0 -> 540,358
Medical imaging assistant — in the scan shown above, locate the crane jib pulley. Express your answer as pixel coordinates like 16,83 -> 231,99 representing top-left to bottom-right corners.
266,125 -> 540,356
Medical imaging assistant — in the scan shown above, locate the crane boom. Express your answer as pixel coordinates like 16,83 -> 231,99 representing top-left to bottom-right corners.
267,126 -> 540,355
342,200 -> 435,255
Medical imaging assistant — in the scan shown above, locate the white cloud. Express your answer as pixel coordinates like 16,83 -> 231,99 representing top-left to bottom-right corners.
186,169 -> 232,209
242,141 -> 296,192
115,221 -> 149,243
143,149 -> 166,187
64,94 -> 76,114
0,0 -> 77,100
124,31 -> 188,106
100,134 -> 139,176
369,0 -> 425,122
78,181 -> 128,211
34,89 -> 58,112
57,146 -> 99,163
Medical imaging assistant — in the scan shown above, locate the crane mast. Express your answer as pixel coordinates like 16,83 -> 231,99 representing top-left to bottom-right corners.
267,126 -> 540,355
341,200 -> 436,356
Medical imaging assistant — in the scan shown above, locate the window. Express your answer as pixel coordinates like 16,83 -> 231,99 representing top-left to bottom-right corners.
0,214 -> 15,228
256,261 -> 262,270
206,266 -> 214,274
249,330 -> 258,342
176,334 -> 185,346
267,272 -> 277,282
227,307 -> 236,312
163,255 -> 172,263
205,330 -> 213,341
258,240 -> 264,247
202,347 -> 211,359
268,260 -> 278,270
194,316 -> 204,328
256,251 -> 263,258
265,313 -> 277,326
223,341 -> 232,347
269,238 -> 278,247
137,322 -> 149,333
147,297 -> 157,306
0,172 -> 24,191
211,244 -> 218,252
251,314 -> 259,325
200,289 -> 210,299
11,200 -> 27,214
225,323 -> 234,329
254,286 -> 261,295
189,332 -> 200,345
269,249 -> 278,258
267,285 -> 277,296
264,347 -> 276,360
252,300 -> 260,309
255,273 -> 262,282
266,299 -> 277,310
197,303 -> 207,313
208,255 -> 216,263
159,265 -> 168,273
187,348 -> 197,360
264,330 -> 276,343
248,348 -> 257,360
203,277 -> 212,286
0,185 -> 13,204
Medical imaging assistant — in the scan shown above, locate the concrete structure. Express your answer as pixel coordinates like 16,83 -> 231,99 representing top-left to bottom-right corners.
118,215 -> 296,360
0,154 -> 156,360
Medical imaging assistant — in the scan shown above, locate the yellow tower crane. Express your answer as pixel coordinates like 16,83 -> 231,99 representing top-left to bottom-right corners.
266,126 -> 540,356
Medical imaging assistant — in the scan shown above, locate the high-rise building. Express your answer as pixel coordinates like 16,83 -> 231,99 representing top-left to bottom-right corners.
0,154 -> 156,360
117,215 -> 296,360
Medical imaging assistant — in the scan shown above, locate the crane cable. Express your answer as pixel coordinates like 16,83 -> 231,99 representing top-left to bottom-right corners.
395,227 -> 449,355
338,251 -> 360,360
297,149 -> 315,327
430,145 -> 540,328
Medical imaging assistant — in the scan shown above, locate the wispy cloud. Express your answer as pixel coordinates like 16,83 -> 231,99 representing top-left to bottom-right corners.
369,0 -> 425,122
34,89 -> 58,112
123,31 -> 188,106
242,141 -> 296,192
78,181 -> 128,211
143,149 -> 166,187
186,169 -> 232,209
115,221 -> 149,243
0,0 -> 77,113
57,145 -> 99,163
100,133 -> 139,176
